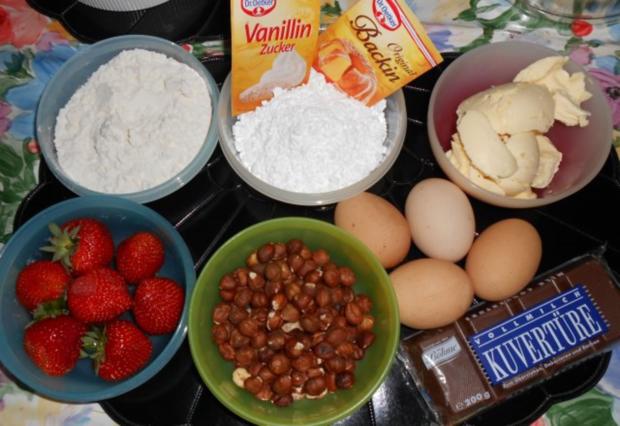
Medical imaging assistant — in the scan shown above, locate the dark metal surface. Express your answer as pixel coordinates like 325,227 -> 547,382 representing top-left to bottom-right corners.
14,53 -> 620,426
26,0 -> 230,43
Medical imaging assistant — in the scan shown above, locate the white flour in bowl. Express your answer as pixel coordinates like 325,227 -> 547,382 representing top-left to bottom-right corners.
232,70 -> 387,194
54,49 -> 211,194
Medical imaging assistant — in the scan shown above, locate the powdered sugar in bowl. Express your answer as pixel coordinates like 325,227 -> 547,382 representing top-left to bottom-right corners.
36,35 -> 219,204
217,72 -> 407,206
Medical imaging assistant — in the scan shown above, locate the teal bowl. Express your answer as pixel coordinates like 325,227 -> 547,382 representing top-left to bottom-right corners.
188,217 -> 400,426
0,196 -> 195,402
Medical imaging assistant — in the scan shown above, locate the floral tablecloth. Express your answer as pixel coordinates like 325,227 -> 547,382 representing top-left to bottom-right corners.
0,0 -> 619,424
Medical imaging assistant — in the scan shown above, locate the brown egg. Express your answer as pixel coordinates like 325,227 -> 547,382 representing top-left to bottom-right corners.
335,192 -> 410,268
389,259 -> 474,329
466,218 -> 542,301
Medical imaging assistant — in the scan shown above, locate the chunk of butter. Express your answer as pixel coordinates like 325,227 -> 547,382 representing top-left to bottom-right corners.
456,110 -> 517,179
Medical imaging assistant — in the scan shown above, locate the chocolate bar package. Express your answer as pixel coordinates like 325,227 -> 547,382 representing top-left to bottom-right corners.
400,254 -> 620,425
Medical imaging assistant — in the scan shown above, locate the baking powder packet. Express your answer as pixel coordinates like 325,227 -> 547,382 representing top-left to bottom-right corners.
314,0 -> 443,105
231,0 -> 320,115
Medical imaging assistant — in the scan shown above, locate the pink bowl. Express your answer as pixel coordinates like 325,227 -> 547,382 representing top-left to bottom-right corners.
428,41 -> 613,208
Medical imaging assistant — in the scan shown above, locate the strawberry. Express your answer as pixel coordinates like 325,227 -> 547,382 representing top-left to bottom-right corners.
134,277 -> 184,335
16,260 -> 70,311
116,232 -> 165,283
67,267 -> 132,323
83,320 -> 152,381
42,218 -> 114,276
23,315 -> 86,376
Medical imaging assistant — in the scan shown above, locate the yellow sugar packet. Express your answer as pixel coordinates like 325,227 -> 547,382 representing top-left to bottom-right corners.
314,0 -> 443,105
231,0 -> 321,115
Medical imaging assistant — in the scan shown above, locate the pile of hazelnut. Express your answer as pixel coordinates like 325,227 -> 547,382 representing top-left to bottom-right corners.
211,239 -> 376,406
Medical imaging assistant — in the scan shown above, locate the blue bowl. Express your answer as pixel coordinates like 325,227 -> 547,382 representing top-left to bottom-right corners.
36,35 -> 220,204
0,196 -> 195,402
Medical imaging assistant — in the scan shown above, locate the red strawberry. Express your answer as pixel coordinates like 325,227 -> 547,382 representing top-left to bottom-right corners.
134,277 -> 184,335
16,260 -> 70,311
24,315 -> 86,376
42,218 -> 114,276
116,232 -> 165,283
67,267 -> 132,323
84,320 -> 152,381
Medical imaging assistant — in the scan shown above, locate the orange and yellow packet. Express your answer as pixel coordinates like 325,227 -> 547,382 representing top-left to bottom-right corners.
314,0 -> 443,105
231,0 -> 320,115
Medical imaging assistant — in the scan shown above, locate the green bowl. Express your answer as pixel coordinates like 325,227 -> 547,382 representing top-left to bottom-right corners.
188,217 -> 400,426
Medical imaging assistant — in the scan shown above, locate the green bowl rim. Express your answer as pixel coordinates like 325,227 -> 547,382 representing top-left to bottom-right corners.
188,217 -> 400,426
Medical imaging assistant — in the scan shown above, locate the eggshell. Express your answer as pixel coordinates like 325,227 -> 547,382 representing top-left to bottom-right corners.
335,192 -> 410,268
389,259 -> 474,329
466,218 -> 542,301
405,178 -> 475,262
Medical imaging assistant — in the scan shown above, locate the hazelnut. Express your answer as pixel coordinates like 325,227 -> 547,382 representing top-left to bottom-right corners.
323,269 -> 340,288
336,372 -> 355,389
212,324 -> 230,343
218,343 -> 235,361
315,287 -> 331,307
248,273 -> 265,291
219,274 -> 237,290
265,280 -> 283,296
274,394 -> 293,407
239,318 -> 259,337
358,315 -> 375,331
251,291 -> 269,308
228,306 -> 248,325
300,316 -> 320,333
356,294 -> 373,313
258,366 -> 276,383
267,330 -> 286,351
292,370 -> 308,387
244,376 -> 263,394
251,331 -> 268,349
326,327 -> 348,346
287,254 -> 304,272
357,331 -> 376,349
230,328 -> 250,349
246,251 -> 259,267
256,383 -> 273,401
345,302 -> 363,325
314,341 -> 335,360
257,243 -> 275,263
312,249 -> 330,266
298,260 -> 317,277
212,303 -> 232,324
305,377 -> 327,396
338,267 -> 356,287
281,303 -> 300,322
234,287 -> 253,308
272,374 -> 293,395
286,239 -> 303,254
292,353 -> 315,372
285,339 -> 305,358
273,242 -> 287,260
325,356 -> 346,373
285,282 -> 302,300
265,262 -> 282,282
219,289 -> 235,302
269,354 -> 291,375
271,293 -> 287,311
234,267 -> 249,286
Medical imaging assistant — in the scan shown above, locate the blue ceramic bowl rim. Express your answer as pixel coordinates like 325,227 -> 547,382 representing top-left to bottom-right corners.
0,195 -> 196,402
36,35 -> 220,204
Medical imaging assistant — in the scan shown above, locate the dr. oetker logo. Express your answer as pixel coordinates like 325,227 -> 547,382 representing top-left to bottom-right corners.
241,0 -> 277,17
373,0 -> 402,30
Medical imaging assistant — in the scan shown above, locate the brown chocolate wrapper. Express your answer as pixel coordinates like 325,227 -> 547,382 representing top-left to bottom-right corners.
399,253 -> 620,425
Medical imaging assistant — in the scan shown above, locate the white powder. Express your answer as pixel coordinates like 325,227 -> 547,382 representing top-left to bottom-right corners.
54,49 -> 211,194
232,71 -> 387,194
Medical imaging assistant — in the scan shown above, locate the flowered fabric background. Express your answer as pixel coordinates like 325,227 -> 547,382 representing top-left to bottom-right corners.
0,0 -> 619,424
